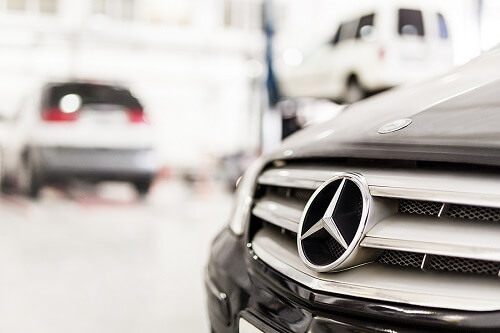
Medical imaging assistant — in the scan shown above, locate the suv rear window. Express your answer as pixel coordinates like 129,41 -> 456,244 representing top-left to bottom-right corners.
43,83 -> 142,110
398,9 -> 424,37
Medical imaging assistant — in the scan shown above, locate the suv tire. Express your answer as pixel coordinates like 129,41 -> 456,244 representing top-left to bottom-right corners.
133,178 -> 152,197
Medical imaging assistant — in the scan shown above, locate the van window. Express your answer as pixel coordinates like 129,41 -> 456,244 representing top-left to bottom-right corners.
356,14 -> 375,39
338,20 -> 358,42
331,26 -> 341,45
437,13 -> 449,39
398,9 -> 424,37
331,20 -> 357,45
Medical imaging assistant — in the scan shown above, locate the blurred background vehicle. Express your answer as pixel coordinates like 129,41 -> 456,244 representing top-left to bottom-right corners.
0,107 -> 24,192
3,81 -> 156,197
277,98 -> 344,139
216,150 -> 256,191
275,0 -> 454,103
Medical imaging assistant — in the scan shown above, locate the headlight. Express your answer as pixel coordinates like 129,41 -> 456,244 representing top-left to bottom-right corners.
229,158 -> 266,236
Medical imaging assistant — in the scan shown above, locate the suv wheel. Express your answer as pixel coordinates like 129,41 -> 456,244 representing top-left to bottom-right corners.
133,178 -> 152,197
27,170 -> 42,199
19,153 -> 42,199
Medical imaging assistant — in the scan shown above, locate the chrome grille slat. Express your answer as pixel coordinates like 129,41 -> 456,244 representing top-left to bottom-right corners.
362,214 -> 500,261
258,167 -> 500,208
252,198 -> 303,233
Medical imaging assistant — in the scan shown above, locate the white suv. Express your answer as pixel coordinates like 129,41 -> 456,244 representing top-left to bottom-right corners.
277,2 -> 454,103
3,82 -> 157,197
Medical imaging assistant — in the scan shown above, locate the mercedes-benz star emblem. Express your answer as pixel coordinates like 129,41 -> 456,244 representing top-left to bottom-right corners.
297,173 -> 370,272
378,118 -> 412,134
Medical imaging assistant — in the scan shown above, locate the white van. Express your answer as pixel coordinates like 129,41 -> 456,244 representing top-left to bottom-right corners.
276,1 -> 454,103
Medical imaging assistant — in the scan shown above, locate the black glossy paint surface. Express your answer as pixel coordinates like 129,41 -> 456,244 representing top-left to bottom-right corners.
273,72 -> 500,168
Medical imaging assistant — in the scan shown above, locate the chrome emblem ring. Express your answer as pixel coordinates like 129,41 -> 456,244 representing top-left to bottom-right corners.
297,173 -> 370,272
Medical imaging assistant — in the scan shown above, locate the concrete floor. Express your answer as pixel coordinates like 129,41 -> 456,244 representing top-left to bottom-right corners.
0,179 -> 232,333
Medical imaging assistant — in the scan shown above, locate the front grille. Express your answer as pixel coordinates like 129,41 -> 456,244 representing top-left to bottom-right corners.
249,165 -> 500,311
254,183 -> 500,279
378,250 -> 500,276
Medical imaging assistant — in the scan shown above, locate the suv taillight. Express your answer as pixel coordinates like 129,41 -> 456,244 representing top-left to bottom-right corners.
128,109 -> 149,124
42,108 -> 79,122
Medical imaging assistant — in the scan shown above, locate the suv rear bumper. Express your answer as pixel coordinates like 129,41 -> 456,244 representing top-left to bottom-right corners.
206,228 -> 500,333
31,146 -> 156,181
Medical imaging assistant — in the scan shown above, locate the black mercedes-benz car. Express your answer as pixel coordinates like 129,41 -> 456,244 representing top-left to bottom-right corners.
206,47 -> 500,332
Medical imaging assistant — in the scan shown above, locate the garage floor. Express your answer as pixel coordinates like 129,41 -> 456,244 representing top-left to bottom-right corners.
0,179 -> 232,333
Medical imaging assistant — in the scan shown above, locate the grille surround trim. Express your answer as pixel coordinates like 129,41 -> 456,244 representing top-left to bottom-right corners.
251,165 -> 500,312
252,198 -> 303,233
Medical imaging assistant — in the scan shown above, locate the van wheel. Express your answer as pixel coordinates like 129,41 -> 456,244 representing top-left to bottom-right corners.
344,77 -> 366,104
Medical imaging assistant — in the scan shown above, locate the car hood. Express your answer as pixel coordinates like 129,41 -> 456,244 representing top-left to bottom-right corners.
271,48 -> 500,167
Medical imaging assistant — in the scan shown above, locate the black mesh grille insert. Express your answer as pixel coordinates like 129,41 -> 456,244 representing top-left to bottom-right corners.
264,186 -> 315,204
398,199 -> 441,216
294,188 -> 315,202
428,255 -> 500,276
398,200 -> 500,223
447,205 -> 500,222
326,238 -> 345,260
266,186 -> 289,198
378,250 -> 500,276
377,250 -> 424,268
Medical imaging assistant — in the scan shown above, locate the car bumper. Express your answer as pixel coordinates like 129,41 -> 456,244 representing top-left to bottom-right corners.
206,228 -> 500,333
33,146 -> 156,180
